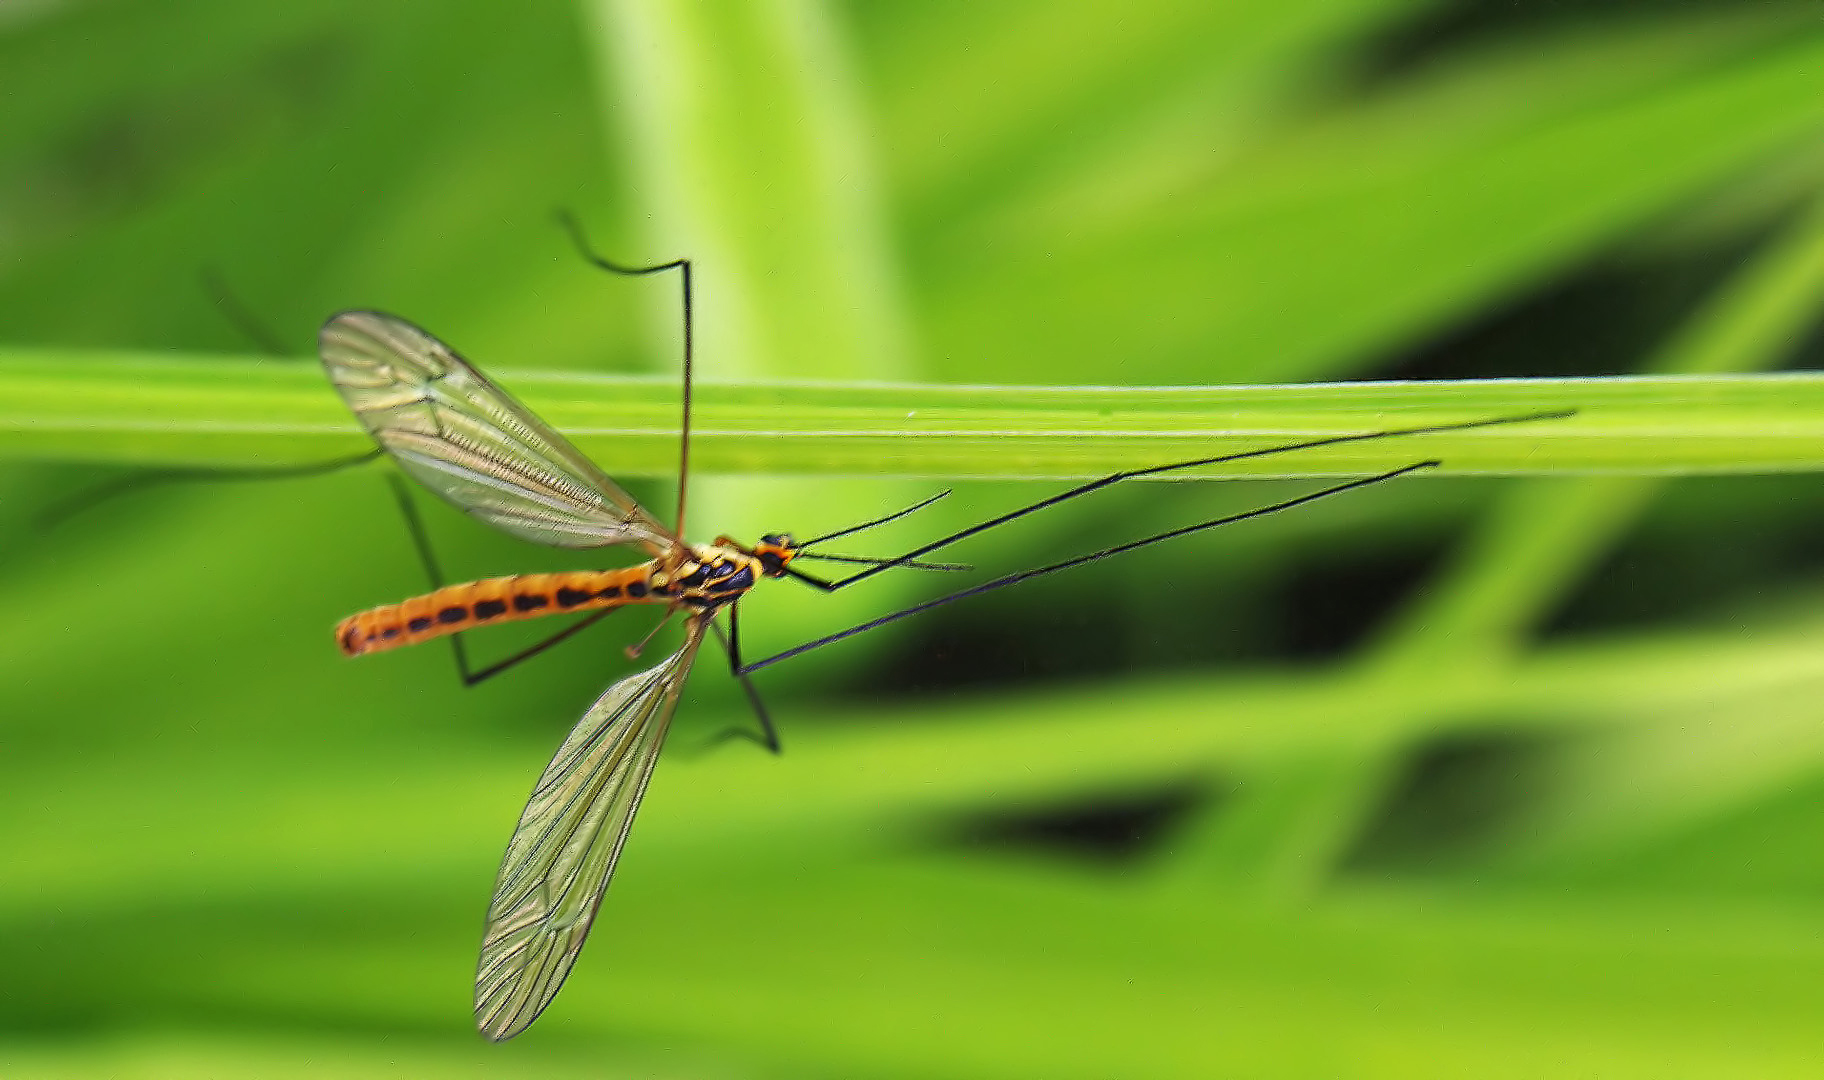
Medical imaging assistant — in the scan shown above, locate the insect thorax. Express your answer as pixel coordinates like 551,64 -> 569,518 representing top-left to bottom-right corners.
654,543 -> 762,604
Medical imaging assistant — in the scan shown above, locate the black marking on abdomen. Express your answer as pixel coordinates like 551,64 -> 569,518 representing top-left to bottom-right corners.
596,584 -> 620,599
513,594 -> 548,612
474,599 -> 507,620
437,606 -> 467,624
556,586 -> 591,608
712,567 -> 755,593
408,616 -> 433,632
626,580 -> 648,598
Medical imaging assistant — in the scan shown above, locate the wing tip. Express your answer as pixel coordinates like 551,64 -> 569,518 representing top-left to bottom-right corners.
476,1012 -> 532,1042
475,975 -> 560,1042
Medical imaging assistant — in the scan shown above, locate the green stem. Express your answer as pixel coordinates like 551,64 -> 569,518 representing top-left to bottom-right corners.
6,350 -> 1824,478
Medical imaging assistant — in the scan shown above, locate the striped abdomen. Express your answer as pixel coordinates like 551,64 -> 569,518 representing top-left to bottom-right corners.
336,566 -> 663,657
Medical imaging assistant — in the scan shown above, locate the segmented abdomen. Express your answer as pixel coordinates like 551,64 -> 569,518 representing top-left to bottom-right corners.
336,566 -> 662,656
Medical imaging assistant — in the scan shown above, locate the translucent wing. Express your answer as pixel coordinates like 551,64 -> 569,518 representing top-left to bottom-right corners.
474,620 -> 705,1041
320,310 -> 677,554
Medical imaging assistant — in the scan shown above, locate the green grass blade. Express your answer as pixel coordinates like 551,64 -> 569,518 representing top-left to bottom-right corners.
6,351 -> 1824,477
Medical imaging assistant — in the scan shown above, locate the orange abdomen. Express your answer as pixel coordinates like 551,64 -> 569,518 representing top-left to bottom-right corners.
336,566 -> 662,657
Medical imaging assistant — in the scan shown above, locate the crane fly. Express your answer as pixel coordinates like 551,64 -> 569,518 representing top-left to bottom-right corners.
322,305 -> 957,1040
321,228 -> 1569,1041
322,308 -> 791,1042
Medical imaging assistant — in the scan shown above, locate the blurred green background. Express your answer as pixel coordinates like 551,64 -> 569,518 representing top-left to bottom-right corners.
7,1 -> 1824,1076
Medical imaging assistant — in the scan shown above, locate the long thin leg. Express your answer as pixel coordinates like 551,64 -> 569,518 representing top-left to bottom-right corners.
200,265 -> 289,357
385,474 -> 616,687
387,474 -> 477,685
34,450 -> 383,534
721,602 -> 747,672
707,611 -> 781,754
462,608 -> 620,687
798,551 -> 969,572
784,411 -> 1571,593
557,212 -> 695,538
34,260 -> 375,534
799,489 -> 952,547
741,461 -> 1438,674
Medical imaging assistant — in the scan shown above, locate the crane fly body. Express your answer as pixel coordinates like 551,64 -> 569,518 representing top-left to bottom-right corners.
324,300 -> 976,1040
333,541 -> 795,657
321,267 -> 1569,1041
321,309 -> 820,1040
